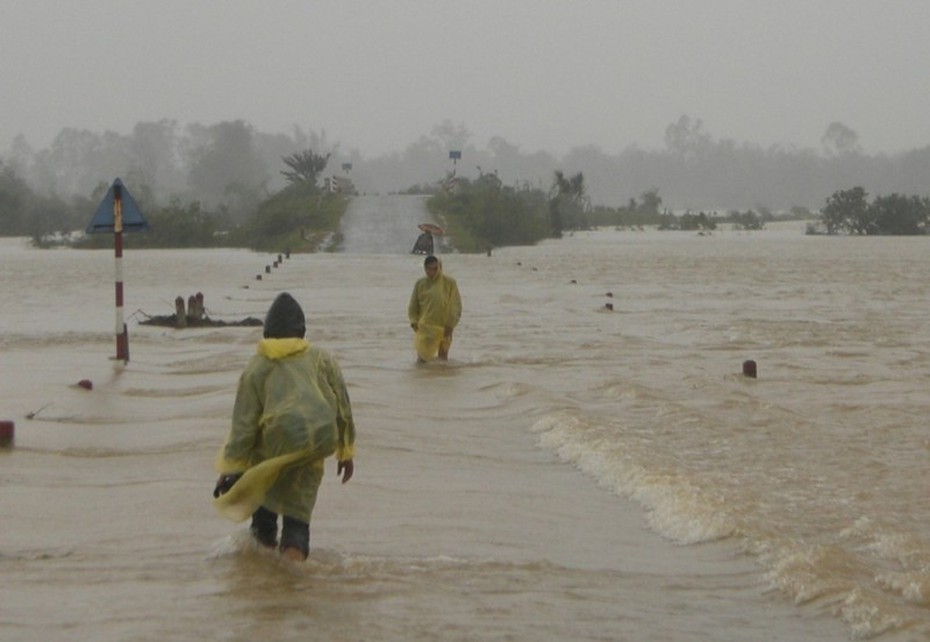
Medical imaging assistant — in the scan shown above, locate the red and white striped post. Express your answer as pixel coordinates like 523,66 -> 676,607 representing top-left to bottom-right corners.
113,183 -> 129,363
87,178 -> 147,362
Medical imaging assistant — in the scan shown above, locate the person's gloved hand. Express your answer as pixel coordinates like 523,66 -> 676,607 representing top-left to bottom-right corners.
337,459 -> 354,484
213,472 -> 242,498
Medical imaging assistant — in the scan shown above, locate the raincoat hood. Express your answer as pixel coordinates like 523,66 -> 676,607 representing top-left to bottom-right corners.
263,292 -> 305,339
426,256 -> 442,280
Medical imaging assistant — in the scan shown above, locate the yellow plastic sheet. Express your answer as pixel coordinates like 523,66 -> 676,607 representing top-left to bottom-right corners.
213,447 -> 328,523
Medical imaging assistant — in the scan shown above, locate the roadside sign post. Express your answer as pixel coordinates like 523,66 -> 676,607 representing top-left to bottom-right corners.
86,178 -> 149,363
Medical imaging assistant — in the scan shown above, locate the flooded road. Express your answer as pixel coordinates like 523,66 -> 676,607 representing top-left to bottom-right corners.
338,194 -> 433,254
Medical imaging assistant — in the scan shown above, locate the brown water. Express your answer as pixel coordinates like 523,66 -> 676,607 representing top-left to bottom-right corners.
2,200 -> 929,640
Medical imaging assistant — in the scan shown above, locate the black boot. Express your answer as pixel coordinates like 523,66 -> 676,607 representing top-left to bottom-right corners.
250,506 -> 278,549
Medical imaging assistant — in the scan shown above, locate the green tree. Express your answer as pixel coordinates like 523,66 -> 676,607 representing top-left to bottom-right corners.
679,211 -> 717,231
549,170 -> 588,234
870,193 -> 929,235
427,177 -> 551,250
185,120 -> 269,226
728,209 -> 765,230
126,200 -> 217,248
430,119 -> 471,152
27,193 -> 76,244
128,119 -> 186,199
0,162 -> 32,235
227,173 -> 348,252
664,115 -> 712,158
821,187 -> 871,235
281,149 -> 331,185
821,121 -> 861,157
637,188 -> 662,217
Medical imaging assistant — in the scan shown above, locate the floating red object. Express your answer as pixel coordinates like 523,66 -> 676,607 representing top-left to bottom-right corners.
0,420 -> 13,448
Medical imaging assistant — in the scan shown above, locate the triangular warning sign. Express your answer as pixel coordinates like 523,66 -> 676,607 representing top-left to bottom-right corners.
86,178 -> 150,234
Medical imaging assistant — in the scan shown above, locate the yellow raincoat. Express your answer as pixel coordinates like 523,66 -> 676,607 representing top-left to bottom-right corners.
213,337 -> 356,523
408,260 -> 462,361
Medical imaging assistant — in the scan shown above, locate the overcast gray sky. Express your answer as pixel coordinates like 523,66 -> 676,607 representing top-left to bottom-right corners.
2,0 -> 929,157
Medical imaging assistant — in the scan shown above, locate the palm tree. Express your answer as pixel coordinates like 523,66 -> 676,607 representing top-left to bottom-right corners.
280,149 -> 331,185
550,170 -> 588,234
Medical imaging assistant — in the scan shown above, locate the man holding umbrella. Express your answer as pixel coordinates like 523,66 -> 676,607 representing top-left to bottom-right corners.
411,222 -> 442,255
411,231 -> 433,255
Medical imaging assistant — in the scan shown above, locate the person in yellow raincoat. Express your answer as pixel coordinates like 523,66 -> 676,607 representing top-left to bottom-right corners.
212,292 -> 356,561
408,255 -> 462,362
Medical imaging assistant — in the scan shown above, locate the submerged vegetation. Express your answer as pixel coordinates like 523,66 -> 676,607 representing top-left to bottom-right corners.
428,171 -> 777,251
427,172 -> 551,251
807,187 -> 930,235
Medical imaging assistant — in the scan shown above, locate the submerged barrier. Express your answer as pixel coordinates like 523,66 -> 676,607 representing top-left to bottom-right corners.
140,293 -> 262,329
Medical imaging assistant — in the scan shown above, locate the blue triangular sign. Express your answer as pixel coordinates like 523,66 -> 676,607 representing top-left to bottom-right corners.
86,178 -> 150,234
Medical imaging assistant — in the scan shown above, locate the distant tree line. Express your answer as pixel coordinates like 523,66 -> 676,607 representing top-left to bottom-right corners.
0,161 -> 97,242
5,115 -> 930,247
4,115 -> 930,221
408,116 -> 930,213
587,187 -> 771,231
564,116 -> 930,213
807,187 -> 930,235
20,145 -> 345,251
1,120 -> 344,234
